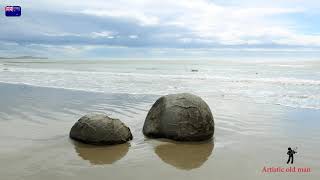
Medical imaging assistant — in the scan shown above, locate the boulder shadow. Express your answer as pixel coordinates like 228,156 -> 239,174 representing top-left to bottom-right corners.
154,140 -> 214,170
72,141 -> 130,165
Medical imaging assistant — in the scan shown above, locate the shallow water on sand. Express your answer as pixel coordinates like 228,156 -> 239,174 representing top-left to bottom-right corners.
0,83 -> 319,180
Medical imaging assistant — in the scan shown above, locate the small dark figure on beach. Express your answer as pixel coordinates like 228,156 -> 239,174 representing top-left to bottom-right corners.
287,147 -> 297,164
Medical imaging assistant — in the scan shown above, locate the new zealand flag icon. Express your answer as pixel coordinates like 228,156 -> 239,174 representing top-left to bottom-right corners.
5,6 -> 21,17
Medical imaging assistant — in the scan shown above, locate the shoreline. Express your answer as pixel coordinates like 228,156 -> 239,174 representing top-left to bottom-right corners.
0,81 -> 319,111
0,78 -> 319,180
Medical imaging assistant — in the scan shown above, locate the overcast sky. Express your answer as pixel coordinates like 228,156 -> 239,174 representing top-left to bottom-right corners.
1,0 -> 320,59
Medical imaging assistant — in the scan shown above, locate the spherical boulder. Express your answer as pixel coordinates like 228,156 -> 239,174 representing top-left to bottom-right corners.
143,93 -> 214,141
70,113 -> 133,145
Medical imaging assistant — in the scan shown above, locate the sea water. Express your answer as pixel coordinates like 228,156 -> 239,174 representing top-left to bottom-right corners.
1,59 -> 319,109
0,59 -> 320,180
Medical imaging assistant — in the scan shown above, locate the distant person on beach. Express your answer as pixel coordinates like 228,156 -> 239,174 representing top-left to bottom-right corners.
287,147 -> 297,164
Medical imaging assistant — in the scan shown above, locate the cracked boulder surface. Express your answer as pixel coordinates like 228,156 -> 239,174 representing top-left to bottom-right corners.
143,93 -> 214,141
70,113 -> 133,145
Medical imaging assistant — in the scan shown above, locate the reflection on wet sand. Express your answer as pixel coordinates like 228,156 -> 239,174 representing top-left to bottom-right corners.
73,141 -> 130,165
154,141 -> 214,170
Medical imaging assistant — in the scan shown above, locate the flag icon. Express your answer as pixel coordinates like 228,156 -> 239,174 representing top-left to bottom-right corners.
5,6 -> 21,16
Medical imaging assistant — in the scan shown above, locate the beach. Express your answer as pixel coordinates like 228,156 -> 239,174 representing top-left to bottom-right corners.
0,60 -> 319,180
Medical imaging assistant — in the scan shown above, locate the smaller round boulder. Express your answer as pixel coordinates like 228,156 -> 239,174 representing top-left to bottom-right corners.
70,113 -> 133,145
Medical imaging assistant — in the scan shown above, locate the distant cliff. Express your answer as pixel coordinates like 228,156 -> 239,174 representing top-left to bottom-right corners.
0,56 -> 48,59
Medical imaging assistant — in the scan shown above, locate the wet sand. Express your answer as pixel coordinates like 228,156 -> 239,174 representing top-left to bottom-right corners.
0,82 -> 319,180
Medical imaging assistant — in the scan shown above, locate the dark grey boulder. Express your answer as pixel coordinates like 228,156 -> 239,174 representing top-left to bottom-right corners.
143,93 -> 214,141
70,113 -> 133,145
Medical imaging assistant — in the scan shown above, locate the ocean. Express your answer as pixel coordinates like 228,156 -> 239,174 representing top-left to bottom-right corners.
1,59 -> 320,109
0,59 -> 319,180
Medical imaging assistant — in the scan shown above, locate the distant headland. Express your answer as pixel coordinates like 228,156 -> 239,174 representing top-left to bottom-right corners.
0,56 -> 48,60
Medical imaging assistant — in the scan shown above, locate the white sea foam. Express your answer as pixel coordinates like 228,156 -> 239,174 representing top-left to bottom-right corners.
268,64 -> 307,68
0,60 -> 319,109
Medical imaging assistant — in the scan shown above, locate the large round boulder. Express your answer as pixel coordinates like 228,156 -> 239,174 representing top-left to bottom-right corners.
143,93 -> 214,141
70,113 -> 133,145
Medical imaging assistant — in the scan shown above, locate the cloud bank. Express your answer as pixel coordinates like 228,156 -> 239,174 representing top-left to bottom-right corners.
0,0 -> 319,58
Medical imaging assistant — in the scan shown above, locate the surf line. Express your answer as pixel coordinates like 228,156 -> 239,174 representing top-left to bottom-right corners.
262,166 -> 311,173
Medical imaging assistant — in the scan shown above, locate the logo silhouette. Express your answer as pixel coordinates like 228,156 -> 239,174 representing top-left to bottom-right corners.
287,147 -> 297,164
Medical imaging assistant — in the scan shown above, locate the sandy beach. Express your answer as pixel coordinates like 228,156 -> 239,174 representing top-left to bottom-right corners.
0,78 -> 319,180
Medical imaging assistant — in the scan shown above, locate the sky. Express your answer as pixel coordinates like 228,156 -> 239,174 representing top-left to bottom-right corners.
0,0 -> 320,59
